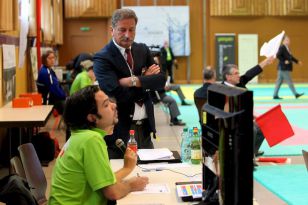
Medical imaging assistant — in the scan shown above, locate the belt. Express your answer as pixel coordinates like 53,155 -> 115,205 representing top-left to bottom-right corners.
131,119 -> 146,126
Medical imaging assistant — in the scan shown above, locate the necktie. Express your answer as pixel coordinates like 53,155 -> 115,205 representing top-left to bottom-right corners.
125,48 -> 134,70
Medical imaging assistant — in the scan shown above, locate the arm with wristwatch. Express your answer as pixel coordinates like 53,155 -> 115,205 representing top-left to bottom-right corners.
118,63 -> 161,88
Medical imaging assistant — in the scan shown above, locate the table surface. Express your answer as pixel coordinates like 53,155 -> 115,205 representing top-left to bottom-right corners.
0,103 -> 53,127
111,159 -> 202,205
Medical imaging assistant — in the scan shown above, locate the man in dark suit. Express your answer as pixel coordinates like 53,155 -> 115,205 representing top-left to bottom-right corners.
273,35 -> 304,99
194,67 -> 216,123
94,9 -> 166,159
221,56 -> 274,163
160,40 -> 177,83
194,66 -> 216,101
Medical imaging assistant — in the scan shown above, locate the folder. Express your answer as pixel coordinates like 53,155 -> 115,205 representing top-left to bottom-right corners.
256,104 -> 294,147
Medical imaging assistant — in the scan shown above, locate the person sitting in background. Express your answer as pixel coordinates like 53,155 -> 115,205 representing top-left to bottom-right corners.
152,56 -> 186,126
194,66 -> 216,123
194,66 -> 216,101
164,83 -> 191,106
65,52 -> 94,81
37,50 -> 66,114
49,86 -> 149,205
70,60 -> 96,95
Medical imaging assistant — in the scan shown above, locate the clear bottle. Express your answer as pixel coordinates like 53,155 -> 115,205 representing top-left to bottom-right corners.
180,127 -> 191,163
127,129 -> 138,153
190,127 -> 201,164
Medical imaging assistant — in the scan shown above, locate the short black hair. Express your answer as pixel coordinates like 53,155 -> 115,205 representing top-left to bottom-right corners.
63,85 -> 100,130
222,64 -> 237,81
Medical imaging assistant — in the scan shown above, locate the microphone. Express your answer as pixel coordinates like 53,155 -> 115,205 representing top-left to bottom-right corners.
115,139 -> 126,154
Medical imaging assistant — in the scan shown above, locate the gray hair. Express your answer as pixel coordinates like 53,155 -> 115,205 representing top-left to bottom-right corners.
222,64 -> 237,81
111,9 -> 138,28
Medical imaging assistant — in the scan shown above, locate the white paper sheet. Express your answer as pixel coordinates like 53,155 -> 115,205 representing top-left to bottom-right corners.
260,31 -> 285,57
132,183 -> 170,194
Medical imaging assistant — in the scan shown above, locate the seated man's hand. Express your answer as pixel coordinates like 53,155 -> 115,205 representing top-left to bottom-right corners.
127,176 -> 149,192
123,148 -> 137,171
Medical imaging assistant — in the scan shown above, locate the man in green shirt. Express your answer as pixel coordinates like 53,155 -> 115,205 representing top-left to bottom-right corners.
49,85 -> 149,205
70,60 -> 96,95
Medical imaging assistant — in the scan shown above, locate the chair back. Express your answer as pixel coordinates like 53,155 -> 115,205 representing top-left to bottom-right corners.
18,143 -> 47,205
194,96 -> 207,123
302,150 -> 308,172
36,81 -> 49,105
10,156 -> 26,179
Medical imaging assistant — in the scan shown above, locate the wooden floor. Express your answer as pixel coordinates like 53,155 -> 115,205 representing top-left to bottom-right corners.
1,105 -> 300,204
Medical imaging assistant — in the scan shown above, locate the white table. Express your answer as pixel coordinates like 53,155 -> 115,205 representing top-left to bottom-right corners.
0,103 -> 53,158
111,160 -> 202,205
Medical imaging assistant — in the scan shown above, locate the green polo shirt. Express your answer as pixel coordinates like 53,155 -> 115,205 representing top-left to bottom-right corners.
48,128 -> 116,205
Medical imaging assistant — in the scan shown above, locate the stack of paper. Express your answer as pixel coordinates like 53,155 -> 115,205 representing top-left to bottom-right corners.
137,148 -> 174,161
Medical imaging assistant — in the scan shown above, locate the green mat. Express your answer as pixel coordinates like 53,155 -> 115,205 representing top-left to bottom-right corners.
254,165 -> 308,205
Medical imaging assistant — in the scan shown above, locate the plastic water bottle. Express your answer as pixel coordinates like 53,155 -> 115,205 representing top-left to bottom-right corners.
127,130 -> 138,153
191,127 -> 201,164
180,127 -> 191,163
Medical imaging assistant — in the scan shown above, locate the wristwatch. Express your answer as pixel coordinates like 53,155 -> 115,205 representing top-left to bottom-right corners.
131,75 -> 137,87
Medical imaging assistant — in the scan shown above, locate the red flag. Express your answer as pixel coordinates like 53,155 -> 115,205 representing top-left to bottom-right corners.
256,104 -> 294,147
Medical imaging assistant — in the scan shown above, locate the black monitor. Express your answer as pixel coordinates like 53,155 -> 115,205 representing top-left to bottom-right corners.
200,83 -> 253,205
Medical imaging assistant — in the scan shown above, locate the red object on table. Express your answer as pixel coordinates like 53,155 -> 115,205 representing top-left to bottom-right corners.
257,157 -> 288,163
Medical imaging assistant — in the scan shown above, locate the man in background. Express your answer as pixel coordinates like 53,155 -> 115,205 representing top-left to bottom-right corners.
160,40 -> 177,83
273,35 -> 304,99
194,66 -> 216,101
194,67 -> 216,123
94,9 -> 166,158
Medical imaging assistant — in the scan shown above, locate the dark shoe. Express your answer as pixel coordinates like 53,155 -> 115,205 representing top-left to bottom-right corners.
181,101 -> 191,106
295,93 -> 304,99
256,150 -> 264,157
273,96 -> 283,100
170,119 -> 186,126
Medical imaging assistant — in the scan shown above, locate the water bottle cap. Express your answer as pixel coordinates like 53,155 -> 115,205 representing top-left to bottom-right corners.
129,130 -> 135,135
183,127 -> 188,132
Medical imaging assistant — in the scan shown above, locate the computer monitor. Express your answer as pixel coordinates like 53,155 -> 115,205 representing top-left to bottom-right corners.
201,83 -> 253,205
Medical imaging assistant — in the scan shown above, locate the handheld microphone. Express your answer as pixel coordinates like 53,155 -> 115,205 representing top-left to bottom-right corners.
115,139 -> 127,154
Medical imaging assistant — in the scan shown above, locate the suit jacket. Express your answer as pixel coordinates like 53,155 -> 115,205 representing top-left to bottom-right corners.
93,40 -> 166,146
222,65 -> 263,89
194,82 -> 213,100
276,45 -> 298,71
